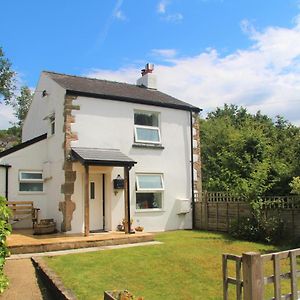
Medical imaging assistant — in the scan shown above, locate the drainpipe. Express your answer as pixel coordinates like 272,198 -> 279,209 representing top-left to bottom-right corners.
0,164 -> 11,200
190,110 -> 195,229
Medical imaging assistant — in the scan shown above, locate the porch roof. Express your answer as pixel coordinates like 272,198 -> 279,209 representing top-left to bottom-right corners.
71,147 -> 137,167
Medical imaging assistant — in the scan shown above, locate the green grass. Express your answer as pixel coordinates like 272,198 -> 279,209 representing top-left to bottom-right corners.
44,230 -> 278,300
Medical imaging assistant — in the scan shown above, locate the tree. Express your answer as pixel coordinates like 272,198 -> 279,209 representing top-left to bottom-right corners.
0,47 -> 32,142
201,104 -> 300,198
0,47 -> 15,103
11,86 -> 33,127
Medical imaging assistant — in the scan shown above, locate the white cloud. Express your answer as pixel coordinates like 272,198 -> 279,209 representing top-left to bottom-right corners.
85,15 -> 300,125
114,9 -> 127,21
163,13 -> 183,23
157,0 -> 183,23
0,103 -> 16,129
95,0 -> 125,47
157,0 -> 169,14
151,48 -> 177,58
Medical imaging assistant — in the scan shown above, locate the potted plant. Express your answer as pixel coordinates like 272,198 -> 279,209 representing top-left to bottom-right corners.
134,226 -> 144,232
104,290 -> 144,300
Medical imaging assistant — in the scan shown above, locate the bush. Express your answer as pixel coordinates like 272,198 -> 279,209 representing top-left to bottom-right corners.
229,215 -> 285,244
0,196 -> 11,293
290,177 -> 300,195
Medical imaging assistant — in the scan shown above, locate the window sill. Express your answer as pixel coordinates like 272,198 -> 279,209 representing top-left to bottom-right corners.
135,209 -> 165,213
132,143 -> 164,149
18,192 -> 45,195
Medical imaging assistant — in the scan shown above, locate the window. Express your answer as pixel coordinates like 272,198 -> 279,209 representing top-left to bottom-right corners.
134,111 -> 161,144
136,174 -> 164,210
50,115 -> 55,135
90,182 -> 95,200
19,171 -> 43,192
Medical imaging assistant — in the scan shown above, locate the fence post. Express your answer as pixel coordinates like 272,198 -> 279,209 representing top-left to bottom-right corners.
242,252 -> 264,300
201,190 -> 208,230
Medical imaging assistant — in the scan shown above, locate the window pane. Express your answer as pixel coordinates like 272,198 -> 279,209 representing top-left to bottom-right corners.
21,172 -> 43,180
137,175 -> 163,189
90,182 -> 95,200
134,112 -> 158,127
136,127 -> 160,142
51,121 -> 55,135
136,192 -> 162,209
19,182 -> 43,192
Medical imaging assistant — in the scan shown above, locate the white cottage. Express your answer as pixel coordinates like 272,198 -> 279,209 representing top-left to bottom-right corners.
0,64 -> 202,235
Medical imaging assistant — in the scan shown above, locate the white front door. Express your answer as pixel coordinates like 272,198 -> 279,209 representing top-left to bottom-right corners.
89,173 -> 103,232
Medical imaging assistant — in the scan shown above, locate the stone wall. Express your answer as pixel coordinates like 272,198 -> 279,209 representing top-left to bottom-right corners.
59,95 -> 79,232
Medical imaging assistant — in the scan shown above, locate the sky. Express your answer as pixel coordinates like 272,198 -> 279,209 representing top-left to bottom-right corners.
0,0 -> 300,128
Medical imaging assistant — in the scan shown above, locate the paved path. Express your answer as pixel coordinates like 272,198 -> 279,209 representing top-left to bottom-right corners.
0,259 -> 46,300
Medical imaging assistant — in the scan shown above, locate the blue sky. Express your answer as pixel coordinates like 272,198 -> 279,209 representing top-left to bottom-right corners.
1,0 -> 300,128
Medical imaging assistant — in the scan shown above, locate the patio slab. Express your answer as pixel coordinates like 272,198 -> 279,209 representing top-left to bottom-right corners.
7,229 -> 154,254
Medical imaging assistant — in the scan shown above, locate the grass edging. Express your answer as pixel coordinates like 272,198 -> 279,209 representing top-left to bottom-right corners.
31,257 -> 77,300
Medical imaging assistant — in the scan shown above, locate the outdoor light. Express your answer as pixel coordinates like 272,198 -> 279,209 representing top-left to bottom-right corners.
113,174 -> 125,195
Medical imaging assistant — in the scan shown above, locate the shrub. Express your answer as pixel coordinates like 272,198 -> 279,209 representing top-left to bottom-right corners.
0,196 -> 11,293
290,177 -> 300,195
229,215 -> 284,245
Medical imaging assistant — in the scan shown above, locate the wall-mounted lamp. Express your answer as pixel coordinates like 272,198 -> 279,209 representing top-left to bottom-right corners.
42,90 -> 49,97
113,174 -> 124,195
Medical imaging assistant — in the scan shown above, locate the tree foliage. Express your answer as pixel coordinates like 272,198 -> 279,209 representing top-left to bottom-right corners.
11,86 -> 33,127
0,196 -> 11,293
0,47 -> 32,144
290,177 -> 300,195
0,47 -> 15,103
201,104 -> 300,198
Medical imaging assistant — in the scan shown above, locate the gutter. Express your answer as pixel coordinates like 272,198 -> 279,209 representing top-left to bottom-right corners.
190,110 -> 195,229
0,164 -> 11,200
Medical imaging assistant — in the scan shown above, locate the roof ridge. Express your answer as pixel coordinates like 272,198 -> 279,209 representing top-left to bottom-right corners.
43,70 -> 147,89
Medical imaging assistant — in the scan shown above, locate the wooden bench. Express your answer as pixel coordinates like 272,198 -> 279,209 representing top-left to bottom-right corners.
7,201 -> 40,228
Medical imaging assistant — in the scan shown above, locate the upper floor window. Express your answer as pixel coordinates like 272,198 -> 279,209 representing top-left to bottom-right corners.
19,171 -> 43,192
134,111 -> 161,144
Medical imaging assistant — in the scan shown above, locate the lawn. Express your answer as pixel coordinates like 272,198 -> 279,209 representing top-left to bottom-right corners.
44,230 -> 278,300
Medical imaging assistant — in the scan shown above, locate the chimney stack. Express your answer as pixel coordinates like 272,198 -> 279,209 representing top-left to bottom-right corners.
137,63 -> 157,89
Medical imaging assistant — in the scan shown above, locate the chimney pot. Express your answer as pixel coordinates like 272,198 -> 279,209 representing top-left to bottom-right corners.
137,63 -> 157,89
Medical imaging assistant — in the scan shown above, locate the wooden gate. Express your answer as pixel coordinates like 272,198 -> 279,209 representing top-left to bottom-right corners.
223,249 -> 300,300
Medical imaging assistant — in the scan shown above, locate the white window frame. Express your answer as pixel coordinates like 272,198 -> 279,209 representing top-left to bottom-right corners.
135,173 -> 164,211
136,174 -> 164,191
134,125 -> 161,144
19,171 -> 43,182
134,110 -> 161,144
19,171 -> 44,193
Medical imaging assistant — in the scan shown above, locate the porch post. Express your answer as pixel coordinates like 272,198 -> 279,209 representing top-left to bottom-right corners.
84,164 -> 90,236
124,166 -> 131,234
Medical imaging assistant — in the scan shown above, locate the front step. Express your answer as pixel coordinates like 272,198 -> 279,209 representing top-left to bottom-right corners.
9,233 -> 155,254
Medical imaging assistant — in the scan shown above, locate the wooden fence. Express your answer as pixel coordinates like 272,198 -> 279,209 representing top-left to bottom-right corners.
195,192 -> 300,238
223,249 -> 300,300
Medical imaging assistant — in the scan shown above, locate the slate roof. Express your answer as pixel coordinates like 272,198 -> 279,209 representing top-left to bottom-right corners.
71,147 -> 137,167
44,71 -> 200,112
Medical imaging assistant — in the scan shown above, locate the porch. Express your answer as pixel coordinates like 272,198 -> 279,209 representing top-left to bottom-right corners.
7,229 -> 155,255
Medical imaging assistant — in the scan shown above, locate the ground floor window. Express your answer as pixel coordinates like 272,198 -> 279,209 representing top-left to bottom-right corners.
19,171 -> 43,192
136,174 -> 164,210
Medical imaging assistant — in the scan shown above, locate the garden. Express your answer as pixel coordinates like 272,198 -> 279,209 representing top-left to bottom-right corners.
45,230 -> 281,300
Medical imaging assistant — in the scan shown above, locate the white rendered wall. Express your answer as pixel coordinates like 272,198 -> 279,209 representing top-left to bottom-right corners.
71,96 -> 193,232
10,73 -> 67,229
0,140 -> 50,227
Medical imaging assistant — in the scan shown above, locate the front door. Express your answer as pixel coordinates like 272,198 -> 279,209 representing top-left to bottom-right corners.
89,173 -> 103,232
